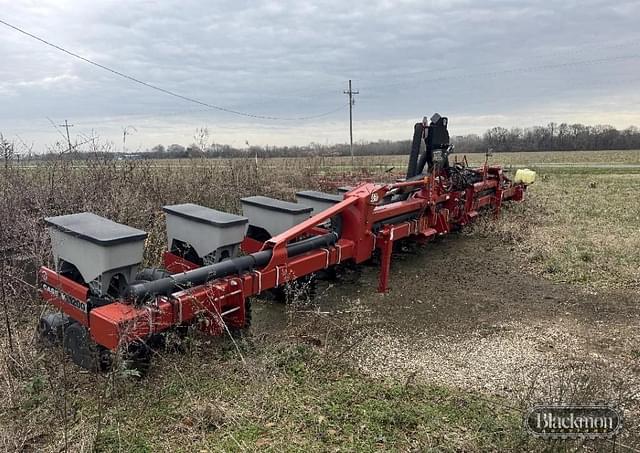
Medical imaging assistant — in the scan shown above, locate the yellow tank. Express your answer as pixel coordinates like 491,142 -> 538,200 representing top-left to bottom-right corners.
514,168 -> 536,185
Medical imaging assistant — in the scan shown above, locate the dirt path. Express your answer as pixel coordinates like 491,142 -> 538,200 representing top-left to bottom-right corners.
349,234 -> 638,389
254,232 -> 640,438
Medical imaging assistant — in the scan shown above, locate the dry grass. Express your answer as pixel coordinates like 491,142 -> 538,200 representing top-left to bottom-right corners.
471,169 -> 640,289
0,154 -> 398,452
1,150 -> 638,451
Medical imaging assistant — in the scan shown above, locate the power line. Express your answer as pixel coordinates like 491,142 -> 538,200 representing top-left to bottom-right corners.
0,18 -> 346,121
446,75 -> 640,117
51,70 -> 640,132
357,37 -> 640,87
359,53 -> 640,92
46,117 -> 70,143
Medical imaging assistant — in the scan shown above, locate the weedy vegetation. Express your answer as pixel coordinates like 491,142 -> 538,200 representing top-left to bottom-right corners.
0,147 -> 638,451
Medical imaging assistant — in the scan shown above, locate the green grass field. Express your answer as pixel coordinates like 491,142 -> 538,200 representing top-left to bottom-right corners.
475,167 -> 640,289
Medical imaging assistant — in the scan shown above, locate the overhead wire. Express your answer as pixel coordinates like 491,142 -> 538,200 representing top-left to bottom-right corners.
359,54 -> 640,92
45,117 -> 70,142
0,18 -> 346,121
356,36 -> 640,87
2,17 -> 639,139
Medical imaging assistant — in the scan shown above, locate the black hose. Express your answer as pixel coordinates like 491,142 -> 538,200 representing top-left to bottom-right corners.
135,268 -> 171,282
128,232 -> 338,299
372,210 -> 421,233
406,123 -> 424,179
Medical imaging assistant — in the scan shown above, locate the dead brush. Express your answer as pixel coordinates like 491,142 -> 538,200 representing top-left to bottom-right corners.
4,147 -> 607,451
512,359 -> 638,450
0,147 -> 332,451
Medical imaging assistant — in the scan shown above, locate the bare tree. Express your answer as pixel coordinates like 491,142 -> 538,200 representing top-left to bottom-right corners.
193,127 -> 211,153
0,134 -> 14,170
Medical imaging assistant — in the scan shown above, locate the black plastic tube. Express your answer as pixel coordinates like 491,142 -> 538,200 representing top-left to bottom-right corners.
128,232 -> 338,299
406,123 -> 424,179
372,211 -> 421,233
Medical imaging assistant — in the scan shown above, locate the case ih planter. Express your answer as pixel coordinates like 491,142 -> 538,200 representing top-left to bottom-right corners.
36,115 -> 534,372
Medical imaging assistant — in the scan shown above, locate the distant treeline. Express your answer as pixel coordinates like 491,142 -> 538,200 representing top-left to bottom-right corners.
16,122 -> 640,161
144,141 -> 413,160
457,123 -> 640,153
149,122 -> 640,158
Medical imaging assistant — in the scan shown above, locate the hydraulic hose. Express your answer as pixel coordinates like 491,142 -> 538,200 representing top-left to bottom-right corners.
127,232 -> 338,299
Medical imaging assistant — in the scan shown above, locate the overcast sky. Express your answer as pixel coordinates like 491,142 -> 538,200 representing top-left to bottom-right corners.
1,0 -> 639,152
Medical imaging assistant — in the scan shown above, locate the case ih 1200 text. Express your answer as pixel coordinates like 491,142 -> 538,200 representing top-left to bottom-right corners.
37,115 -> 535,371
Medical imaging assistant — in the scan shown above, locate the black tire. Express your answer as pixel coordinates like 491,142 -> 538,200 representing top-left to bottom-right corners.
63,323 -> 111,372
121,341 -> 152,377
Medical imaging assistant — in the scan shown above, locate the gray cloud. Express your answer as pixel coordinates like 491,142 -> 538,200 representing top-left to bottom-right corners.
1,0 -> 639,150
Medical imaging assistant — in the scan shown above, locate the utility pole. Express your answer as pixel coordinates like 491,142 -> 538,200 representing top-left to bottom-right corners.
59,120 -> 73,153
343,79 -> 359,166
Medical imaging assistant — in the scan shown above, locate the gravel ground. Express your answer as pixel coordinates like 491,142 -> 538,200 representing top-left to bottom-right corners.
300,233 -> 640,441
255,232 -> 640,444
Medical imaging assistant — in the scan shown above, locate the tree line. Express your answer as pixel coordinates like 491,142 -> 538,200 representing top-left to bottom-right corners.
144,122 -> 640,158
457,123 -> 640,153
11,122 -> 640,161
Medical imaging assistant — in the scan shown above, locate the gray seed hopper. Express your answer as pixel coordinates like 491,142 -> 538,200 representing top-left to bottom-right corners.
163,203 -> 248,265
45,212 -> 147,296
295,190 -> 342,215
241,196 -> 312,237
337,186 -> 353,195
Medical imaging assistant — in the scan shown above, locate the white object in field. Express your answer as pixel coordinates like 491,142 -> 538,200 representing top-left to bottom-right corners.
514,168 -> 536,185
45,212 -> 147,296
295,190 -> 342,215
241,196 -> 312,237
163,203 -> 248,264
